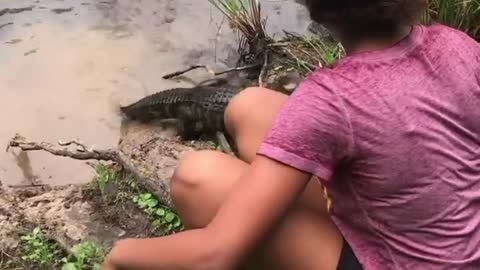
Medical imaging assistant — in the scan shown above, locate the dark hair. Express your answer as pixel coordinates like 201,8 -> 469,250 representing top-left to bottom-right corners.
303,0 -> 427,37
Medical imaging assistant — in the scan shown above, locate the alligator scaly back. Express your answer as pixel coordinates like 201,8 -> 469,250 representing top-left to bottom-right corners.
120,84 -> 244,137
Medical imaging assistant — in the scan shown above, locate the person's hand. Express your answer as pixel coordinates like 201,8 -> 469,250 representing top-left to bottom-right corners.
101,239 -> 136,270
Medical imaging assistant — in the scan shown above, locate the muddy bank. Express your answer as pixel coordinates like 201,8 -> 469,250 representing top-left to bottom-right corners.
0,164 -> 174,269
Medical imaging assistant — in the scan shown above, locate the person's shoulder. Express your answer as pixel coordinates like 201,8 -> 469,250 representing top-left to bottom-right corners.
423,23 -> 479,60
303,67 -> 344,88
423,23 -> 478,45
289,67 -> 352,108
294,68 -> 341,96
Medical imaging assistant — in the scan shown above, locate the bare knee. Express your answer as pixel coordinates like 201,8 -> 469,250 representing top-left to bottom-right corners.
225,87 -> 285,135
170,150 -> 246,228
170,151 -> 210,207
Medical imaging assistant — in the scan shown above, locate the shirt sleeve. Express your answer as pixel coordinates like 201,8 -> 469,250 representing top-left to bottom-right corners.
257,73 -> 353,182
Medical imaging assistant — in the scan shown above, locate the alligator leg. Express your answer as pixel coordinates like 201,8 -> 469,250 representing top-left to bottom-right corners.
176,119 -> 204,141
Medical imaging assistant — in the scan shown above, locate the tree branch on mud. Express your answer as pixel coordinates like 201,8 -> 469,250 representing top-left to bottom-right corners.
6,134 -> 119,162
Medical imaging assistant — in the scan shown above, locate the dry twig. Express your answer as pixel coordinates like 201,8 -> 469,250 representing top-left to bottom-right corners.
162,63 -> 260,80
162,65 -> 209,79
6,134 -> 119,162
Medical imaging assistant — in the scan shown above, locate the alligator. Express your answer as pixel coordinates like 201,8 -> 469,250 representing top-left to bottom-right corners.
120,79 -> 252,140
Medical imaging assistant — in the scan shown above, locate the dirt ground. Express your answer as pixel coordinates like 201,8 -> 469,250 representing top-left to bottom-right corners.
0,120 -> 217,269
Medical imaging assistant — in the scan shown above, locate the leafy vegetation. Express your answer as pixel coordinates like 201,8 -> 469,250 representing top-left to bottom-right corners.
61,241 -> 107,270
133,193 -> 184,235
20,227 -> 65,268
92,163 -> 184,235
19,228 -> 107,270
92,163 -> 119,196
423,0 -> 480,40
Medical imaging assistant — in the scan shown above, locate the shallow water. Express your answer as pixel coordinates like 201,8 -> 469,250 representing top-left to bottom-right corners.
0,0 -> 312,186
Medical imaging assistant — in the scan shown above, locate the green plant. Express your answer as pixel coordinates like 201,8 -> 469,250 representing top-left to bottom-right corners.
133,193 -> 184,234
20,227 -> 64,267
423,0 -> 480,39
93,163 -> 118,195
271,33 -> 345,75
61,241 -> 107,270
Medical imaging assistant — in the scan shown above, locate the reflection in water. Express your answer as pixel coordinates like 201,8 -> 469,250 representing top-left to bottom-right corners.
11,150 -> 39,185
0,0 -> 312,186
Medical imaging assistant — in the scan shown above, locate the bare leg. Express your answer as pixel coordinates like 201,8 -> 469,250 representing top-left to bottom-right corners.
171,88 -> 343,270
224,87 -> 330,213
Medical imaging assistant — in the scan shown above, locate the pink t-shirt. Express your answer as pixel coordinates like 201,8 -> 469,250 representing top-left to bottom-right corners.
257,24 -> 480,270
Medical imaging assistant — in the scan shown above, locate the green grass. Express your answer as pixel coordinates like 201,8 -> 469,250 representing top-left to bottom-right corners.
209,0 -> 271,56
208,0 -> 268,42
20,227 -> 65,268
19,228 -> 106,270
423,0 -> 480,39
268,33 -> 345,77
61,241 -> 107,270
92,163 -> 119,196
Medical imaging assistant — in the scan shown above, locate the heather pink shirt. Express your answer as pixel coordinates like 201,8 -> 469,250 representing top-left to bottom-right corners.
257,24 -> 480,270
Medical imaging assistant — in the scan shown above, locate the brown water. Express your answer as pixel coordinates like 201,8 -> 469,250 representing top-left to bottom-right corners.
0,0 -> 312,186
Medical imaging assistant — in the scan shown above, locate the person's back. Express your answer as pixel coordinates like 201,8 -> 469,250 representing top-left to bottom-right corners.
278,24 -> 480,269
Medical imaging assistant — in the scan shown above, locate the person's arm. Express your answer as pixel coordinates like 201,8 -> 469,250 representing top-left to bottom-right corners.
102,155 -> 312,270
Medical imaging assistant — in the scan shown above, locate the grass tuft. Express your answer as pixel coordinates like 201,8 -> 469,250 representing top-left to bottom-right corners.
61,241 -> 107,270
423,0 -> 480,40
93,163 -> 119,196
209,0 -> 271,56
20,227 -> 107,270
269,33 -> 345,76
20,227 -> 65,268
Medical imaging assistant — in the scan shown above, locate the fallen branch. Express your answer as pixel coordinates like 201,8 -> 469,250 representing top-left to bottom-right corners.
214,63 -> 260,76
162,65 -> 209,79
6,134 -> 119,162
162,63 -> 260,80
